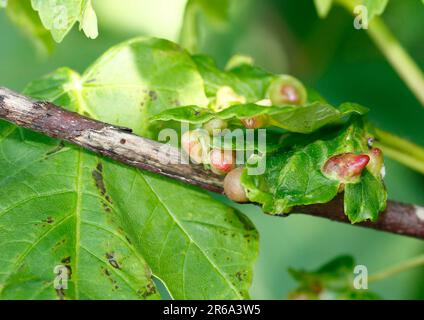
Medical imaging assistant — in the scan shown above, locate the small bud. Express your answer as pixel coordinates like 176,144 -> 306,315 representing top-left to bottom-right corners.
203,118 -> 227,135
367,147 -> 384,177
224,167 -> 249,203
322,153 -> 370,183
209,149 -> 236,175
215,86 -> 246,111
181,130 -> 210,164
267,75 -> 307,106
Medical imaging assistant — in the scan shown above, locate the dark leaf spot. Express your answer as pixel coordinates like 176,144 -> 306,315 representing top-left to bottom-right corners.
103,268 -> 111,277
46,141 -> 65,156
41,216 -> 55,227
52,239 -> 66,251
92,164 -> 106,196
102,267 -> 119,290
149,90 -> 158,101
125,235 -> 132,245
105,195 -> 112,204
92,162 -> 115,212
61,256 -> 71,264
52,238 -> 67,251
64,265 -> 72,279
106,252 -> 120,269
55,288 -> 65,300
235,270 -> 247,282
102,202 -> 112,213
138,282 -> 157,299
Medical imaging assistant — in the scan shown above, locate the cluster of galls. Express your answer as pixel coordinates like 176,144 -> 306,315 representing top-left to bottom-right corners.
182,75 -> 308,203
181,124 -> 235,174
181,128 -> 249,203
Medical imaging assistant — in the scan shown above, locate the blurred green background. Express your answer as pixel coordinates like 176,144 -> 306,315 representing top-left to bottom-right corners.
0,0 -> 423,299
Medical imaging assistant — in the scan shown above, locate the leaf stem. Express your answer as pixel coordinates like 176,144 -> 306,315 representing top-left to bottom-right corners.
376,145 -> 424,175
373,128 -> 424,175
368,253 -> 424,283
374,128 -> 424,161
366,17 -> 424,107
337,0 -> 424,107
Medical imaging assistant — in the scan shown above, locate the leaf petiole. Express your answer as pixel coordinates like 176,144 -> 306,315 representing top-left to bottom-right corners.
368,254 -> 424,283
337,0 -> 424,107
373,128 -> 424,175
366,17 -> 424,108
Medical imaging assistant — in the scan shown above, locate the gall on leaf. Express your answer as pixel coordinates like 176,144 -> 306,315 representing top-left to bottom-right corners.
267,75 -> 307,106
224,167 -> 249,203
209,148 -> 236,175
203,118 -> 228,135
367,147 -> 384,177
322,153 -> 370,183
181,130 -> 210,164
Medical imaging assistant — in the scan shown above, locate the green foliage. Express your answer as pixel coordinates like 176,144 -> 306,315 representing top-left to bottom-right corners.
314,0 -> 389,19
27,37 -> 209,139
0,38 -> 259,299
5,0 -> 98,48
152,102 -> 368,134
5,0 -> 54,54
313,0 -> 334,18
177,54 -> 324,149
149,51 -> 385,223
0,0 -> 422,301
92,38 -> 386,223
193,54 -> 273,101
241,119 -> 387,222
344,169 -> 387,223
190,0 -> 231,24
179,0 -> 231,53
31,0 -> 98,42
363,0 -> 389,20
147,49 -> 386,223
288,256 -> 380,300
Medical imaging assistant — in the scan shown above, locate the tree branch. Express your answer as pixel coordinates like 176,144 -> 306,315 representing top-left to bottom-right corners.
0,87 -> 423,240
